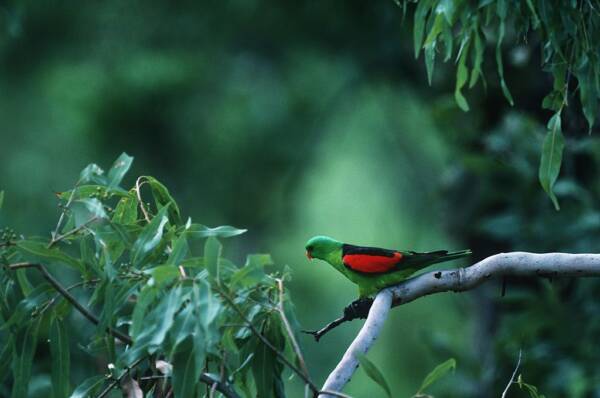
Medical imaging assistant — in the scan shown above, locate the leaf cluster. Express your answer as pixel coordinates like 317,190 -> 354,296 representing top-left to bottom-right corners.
0,154 -> 303,398
405,0 -> 600,208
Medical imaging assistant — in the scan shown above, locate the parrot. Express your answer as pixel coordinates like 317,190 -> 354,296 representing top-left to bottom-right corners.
305,235 -> 471,299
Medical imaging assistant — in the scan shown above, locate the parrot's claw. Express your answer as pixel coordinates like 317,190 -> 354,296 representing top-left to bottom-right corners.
343,297 -> 374,320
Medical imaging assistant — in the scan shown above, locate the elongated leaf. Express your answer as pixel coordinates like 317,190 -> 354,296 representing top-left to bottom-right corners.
539,113 -> 564,210
69,375 -> 106,398
107,153 -> 134,188
171,335 -> 200,398
417,358 -> 456,394
455,38 -> 471,111
0,336 -> 14,384
143,265 -> 180,285
0,190 -> 4,209
204,236 -> 222,279
16,240 -> 83,271
131,286 -> 158,338
167,234 -> 189,266
112,194 -> 138,224
11,317 -> 42,398
355,352 -> 392,398
252,317 -> 285,398
186,224 -> 247,239
79,163 -> 106,185
50,316 -> 71,398
71,198 -> 107,227
495,2 -> 514,106
144,176 -> 182,225
1,283 -> 53,331
130,206 -> 169,266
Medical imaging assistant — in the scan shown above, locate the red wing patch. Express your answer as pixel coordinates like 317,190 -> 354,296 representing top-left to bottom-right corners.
343,252 -> 403,273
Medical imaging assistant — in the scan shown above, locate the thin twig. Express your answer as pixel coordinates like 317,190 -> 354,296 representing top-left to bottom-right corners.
47,216 -> 99,248
501,349 -> 523,398
7,262 -> 133,345
51,182 -> 79,241
276,279 -> 311,380
135,177 -> 151,223
215,284 -> 320,393
96,357 -> 146,398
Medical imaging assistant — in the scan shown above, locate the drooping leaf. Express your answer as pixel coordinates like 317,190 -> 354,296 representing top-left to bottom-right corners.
107,152 -> 134,188
131,285 -> 158,339
0,336 -> 14,384
167,233 -> 189,266
252,317 -> 285,398
11,317 -> 42,398
144,176 -> 182,225
355,352 -> 392,398
50,316 -> 71,398
495,1 -> 514,106
0,190 -> 4,209
68,375 -> 106,398
171,335 -> 201,398
417,358 -> 457,394
130,206 -> 170,266
455,37 -> 471,111
16,240 -> 84,271
539,112 -> 565,210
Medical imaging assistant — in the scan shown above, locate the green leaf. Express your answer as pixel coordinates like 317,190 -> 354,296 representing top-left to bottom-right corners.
144,176 -> 182,225
417,358 -> 456,394
455,37 -> 471,111
71,198 -> 107,227
186,224 -> 247,239
144,265 -> 180,285
79,163 -> 106,185
16,240 -> 84,271
252,317 -> 285,398
167,234 -> 189,266
0,336 -> 14,384
50,316 -> 71,398
413,0 -> 433,58
68,375 -> 106,398
495,9 -> 514,106
112,194 -> 138,224
11,317 -> 42,398
130,206 -> 170,266
0,190 -> 4,209
517,374 -> 546,398
355,352 -> 392,398
131,286 -> 158,338
107,152 -> 133,188
231,254 -> 272,287
576,57 -> 597,132
469,28 -> 484,88
539,113 -> 565,210
171,335 -> 201,398
204,236 -> 222,279
1,284 -> 53,331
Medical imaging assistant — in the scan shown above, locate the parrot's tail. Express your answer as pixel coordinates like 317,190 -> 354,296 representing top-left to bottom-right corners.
408,249 -> 472,266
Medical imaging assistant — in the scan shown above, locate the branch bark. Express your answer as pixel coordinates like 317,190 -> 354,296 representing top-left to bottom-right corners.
319,252 -> 600,397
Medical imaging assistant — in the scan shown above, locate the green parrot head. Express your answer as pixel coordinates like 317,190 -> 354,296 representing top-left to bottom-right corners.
305,235 -> 342,261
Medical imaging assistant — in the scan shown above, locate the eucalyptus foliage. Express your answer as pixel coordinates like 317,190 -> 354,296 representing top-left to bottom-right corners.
0,154 -> 303,398
404,0 -> 600,208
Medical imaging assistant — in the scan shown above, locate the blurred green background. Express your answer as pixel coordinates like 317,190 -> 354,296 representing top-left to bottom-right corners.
2,1 -> 600,397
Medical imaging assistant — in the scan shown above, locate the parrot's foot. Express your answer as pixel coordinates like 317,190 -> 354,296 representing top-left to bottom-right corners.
301,297 -> 374,342
343,297 -> 374,320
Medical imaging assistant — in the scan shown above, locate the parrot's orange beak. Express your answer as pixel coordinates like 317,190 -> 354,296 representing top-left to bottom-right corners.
306,250 -> 312,260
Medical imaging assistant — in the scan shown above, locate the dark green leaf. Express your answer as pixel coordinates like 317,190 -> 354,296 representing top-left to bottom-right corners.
1,283 -> 53,331
11,317 -> 42,398
167,234 -> 189,266
144,176 -> 182,225
16,240 -> 84,271
355,352 -> 392,398
417,358 -> 456,394
171,335 -> 201,398
50,316 -> 70,398
131,285 -> 158,339
130,206 -> 170,266
144,265 -> 180,285
68,375 -> 106,398
455,38 -> 471,111
107,152 -> 133,188
539,113 -> 565,210
0,190 -> 4,209
0,336 -> 14,384
252,317 -> 285,398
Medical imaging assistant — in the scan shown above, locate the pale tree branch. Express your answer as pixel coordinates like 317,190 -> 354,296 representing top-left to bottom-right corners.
319,252 -> 600,397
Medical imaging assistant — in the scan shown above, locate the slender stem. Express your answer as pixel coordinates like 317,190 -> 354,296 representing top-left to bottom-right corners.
501,349 -> 522,398
47,216 -> 99,248
135,177 -> 151,223
52,181 -> 79,241
7,262 -> 133,345
96,356 -> 146,398
276,279 -> 311,379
